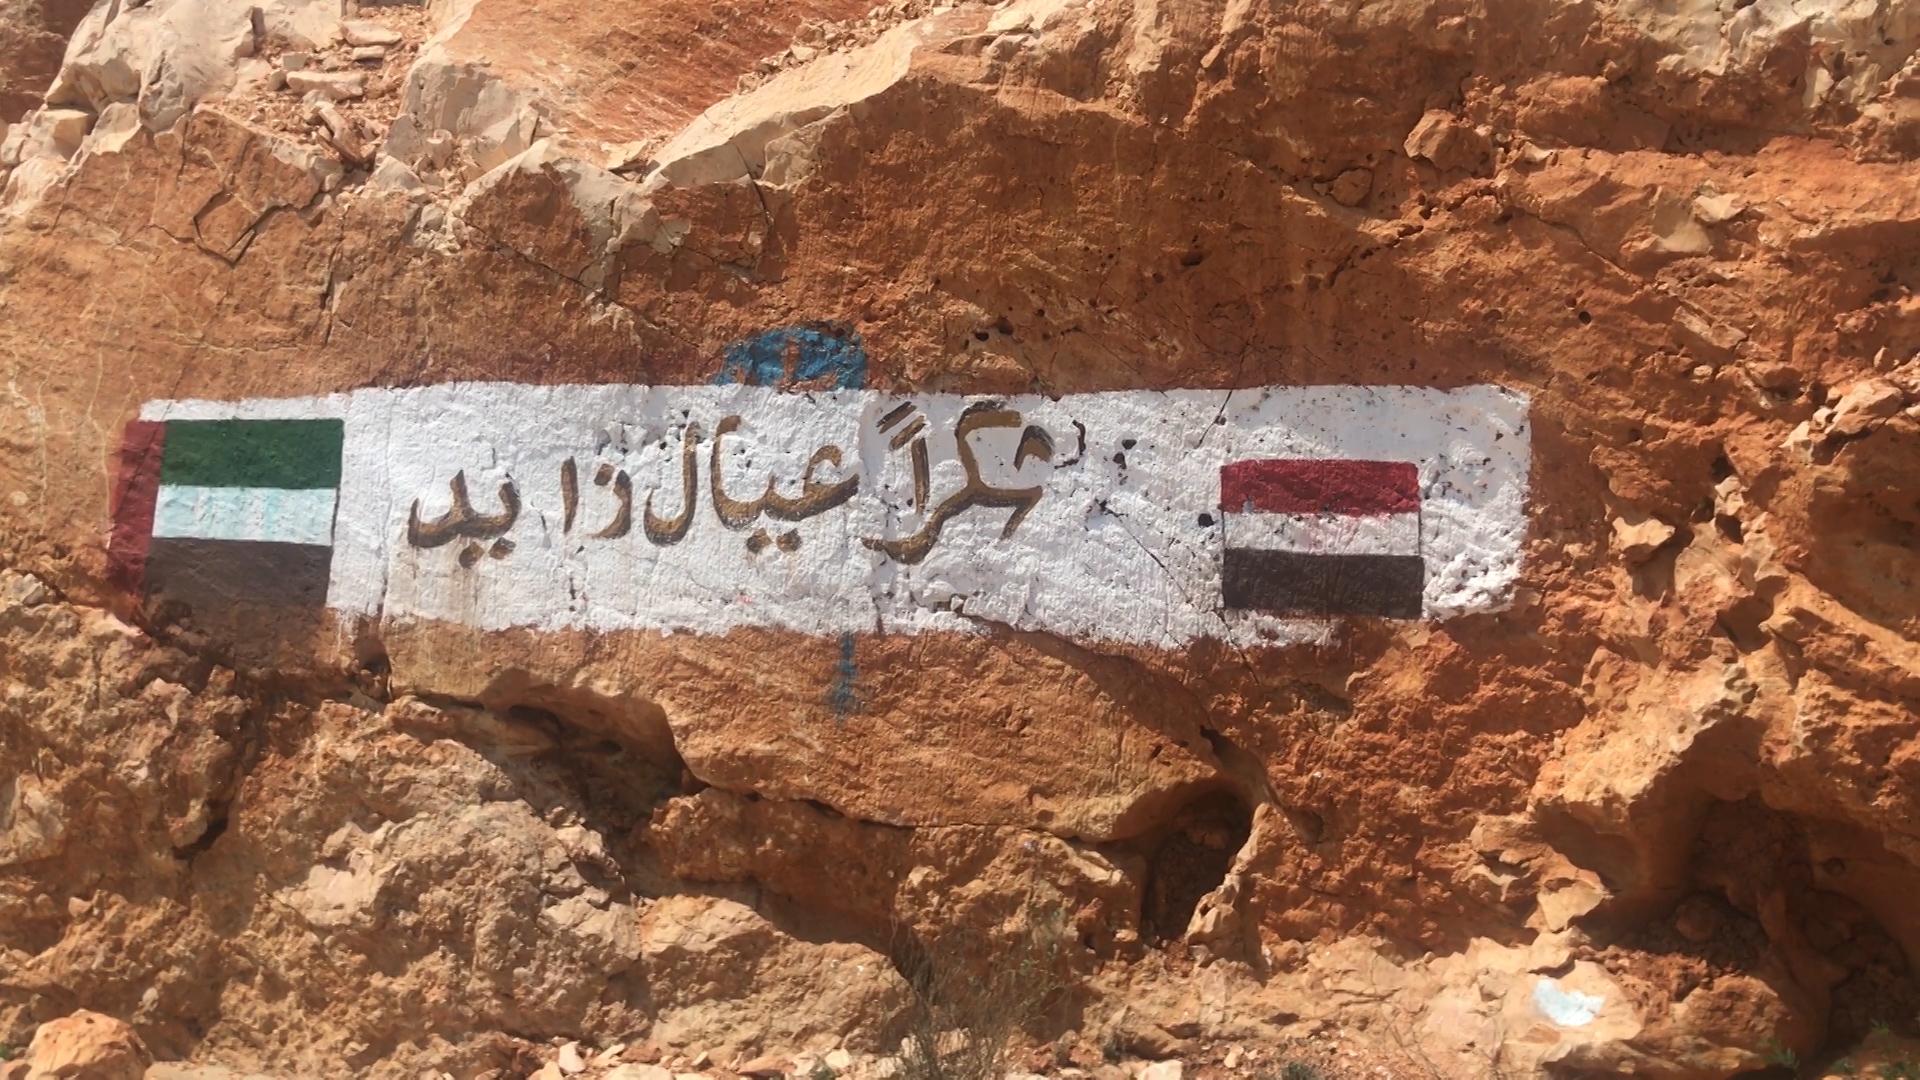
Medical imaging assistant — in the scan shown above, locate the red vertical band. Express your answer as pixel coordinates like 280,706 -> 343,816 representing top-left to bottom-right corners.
1220,459 -> 1420,515
107,419 -> 166,593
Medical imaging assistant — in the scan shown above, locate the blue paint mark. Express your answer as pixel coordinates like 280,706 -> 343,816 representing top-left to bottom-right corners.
715,324 -> 867,390
828,632 -> 860,718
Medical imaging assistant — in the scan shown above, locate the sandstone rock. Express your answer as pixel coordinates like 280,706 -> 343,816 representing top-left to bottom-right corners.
1672,306 -> 1748,361
285,70 -> 365,102
350,45 -> 387,63
0,152 -> 65,208
234,56 -> 284,95
1403,109 -> 1492,174
256,0 -> 344,51
454,137 -> 653,291
648,788 -> 1143,956
646,11 -> 960,188
46,0 -> 302,129
22,1011 -> 150,1080
398,59 -> 539,175
423,128 -> 455,169
1,570 -> 50,607
368,155 -> 424,193
1328,166 -> 1372,207
420,0 -> 875,147
1827,377 -> 1904,437
311,102 -> 370,165
0,0 -> 90,124
19,108 -> 91,161
0,112 -> 74,171
1137,1061 -> 1182,1080
1610,513 -> 1677,563
1634,194 -> 1714,258
734,1053 -> 787,1077
1691,190 -> 1743,225
602,1067 -> 673,1080
340,19 -> 401,47
638,896 -> 913,1057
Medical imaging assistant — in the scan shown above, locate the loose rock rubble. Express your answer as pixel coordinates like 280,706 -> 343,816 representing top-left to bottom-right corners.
11,1011 -> 151,1080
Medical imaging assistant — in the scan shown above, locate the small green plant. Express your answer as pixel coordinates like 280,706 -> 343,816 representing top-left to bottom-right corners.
1887,1060 -> 1920,1080
1762,1039 -> 1798,1070
807,1063 -> 837,1080
1872,1018 -> 1894,1035
1279,1063 -> 1326,1080
0,1044 -> 13,1061
1830,1058 -> 1855,1076
892,906 -> 1071,1080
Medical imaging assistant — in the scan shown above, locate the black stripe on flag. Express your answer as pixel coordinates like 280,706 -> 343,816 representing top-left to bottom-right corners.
144,538 -> 334,610
1222,549 -> 1424,619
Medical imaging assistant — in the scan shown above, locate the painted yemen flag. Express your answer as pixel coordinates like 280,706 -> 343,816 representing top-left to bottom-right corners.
1219,459 -> 1424,619
109,418 -> 344,607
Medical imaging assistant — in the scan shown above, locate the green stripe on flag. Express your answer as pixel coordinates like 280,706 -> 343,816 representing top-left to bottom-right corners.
160,419 -> 344,489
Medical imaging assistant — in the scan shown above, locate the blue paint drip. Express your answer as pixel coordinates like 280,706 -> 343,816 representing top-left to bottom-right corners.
827,632 -> 860,719
714,325 -> 867,390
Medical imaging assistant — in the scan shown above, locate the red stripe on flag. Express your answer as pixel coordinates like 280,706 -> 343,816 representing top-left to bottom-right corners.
1220,459 -> 1419,516
107,419 -> 166,593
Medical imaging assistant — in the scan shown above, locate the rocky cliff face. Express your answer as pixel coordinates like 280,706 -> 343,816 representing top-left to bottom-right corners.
2,1 -> 1918,1078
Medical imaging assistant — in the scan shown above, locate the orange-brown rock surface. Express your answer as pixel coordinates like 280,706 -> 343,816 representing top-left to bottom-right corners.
2,0 -> 1919,1078
0,0 -> 91,125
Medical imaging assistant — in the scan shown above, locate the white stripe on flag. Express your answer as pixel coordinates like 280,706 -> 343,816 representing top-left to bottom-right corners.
1222,511 -> 1419,556
152,485 -> 338,546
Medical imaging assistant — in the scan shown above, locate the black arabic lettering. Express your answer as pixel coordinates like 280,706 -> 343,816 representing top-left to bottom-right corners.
765,444 -> 860,521
560,457 -> 579,533
642,422 -> 702,546
864,401 -> 1055,565
709,415 -> 762,529
709,414 -> 860,543
592,462 -> 633,539
878,402 -> 932,511
407,470 -> 521,550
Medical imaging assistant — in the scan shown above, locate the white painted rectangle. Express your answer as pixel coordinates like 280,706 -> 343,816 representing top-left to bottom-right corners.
1221,511 -> 1420,556
152,485 -> 339,546
139,383 -> 1532,647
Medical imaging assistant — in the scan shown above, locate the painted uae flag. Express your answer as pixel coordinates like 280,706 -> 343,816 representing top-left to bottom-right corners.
1219,459 -> 1424,619
108,418 -> 344,607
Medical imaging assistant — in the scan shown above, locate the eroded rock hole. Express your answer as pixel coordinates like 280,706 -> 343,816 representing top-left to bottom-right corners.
482,683 -> 696,827
1141,790 -> 1254,943
1598,798 -> 1920,1065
